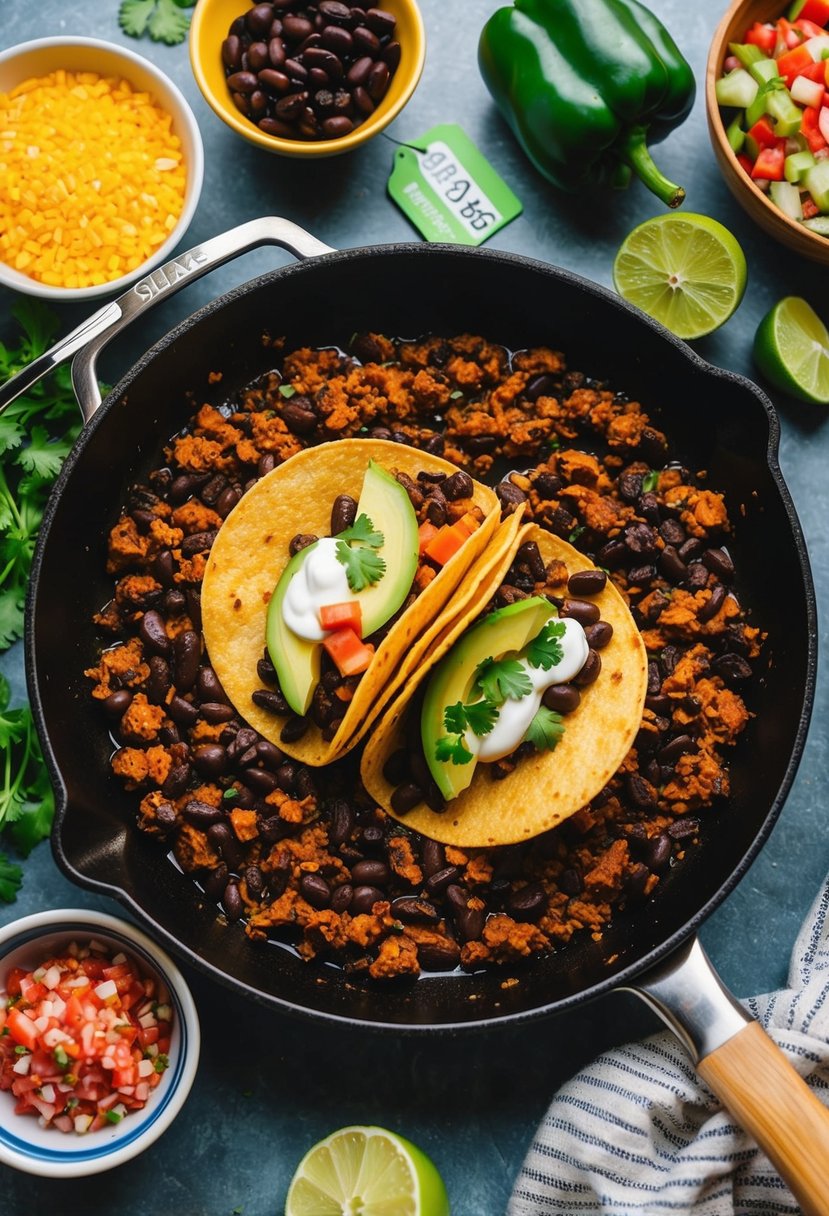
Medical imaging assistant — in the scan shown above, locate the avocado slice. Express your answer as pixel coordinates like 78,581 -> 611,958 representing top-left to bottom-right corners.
266,542 -> 323,716
422,597 -> 556,800
265,460 -> 420,716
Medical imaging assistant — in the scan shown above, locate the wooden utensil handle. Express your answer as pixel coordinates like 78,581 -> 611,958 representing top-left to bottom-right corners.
698,1020 -> 829,1216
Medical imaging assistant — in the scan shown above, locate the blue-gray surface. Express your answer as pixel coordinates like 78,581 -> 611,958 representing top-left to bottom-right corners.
1,0 -> 827,1212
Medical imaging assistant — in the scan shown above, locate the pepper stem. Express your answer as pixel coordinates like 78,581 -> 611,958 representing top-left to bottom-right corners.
620,127 -> 685,209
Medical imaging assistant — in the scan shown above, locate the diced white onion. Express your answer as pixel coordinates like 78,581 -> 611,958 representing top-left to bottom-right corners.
39,1084 -> 56,1104
805,34 -> 829,61
74,1114 -> 93,1134
820,107 -> 829,145
792,76 -> 825,108
138,1013 -> 157,1029
43,966 -> 62,990
94,980 -> 118,1002
111,953 -> 127,966
137,1059 -> 154,1077
12,1055 -> 31,1075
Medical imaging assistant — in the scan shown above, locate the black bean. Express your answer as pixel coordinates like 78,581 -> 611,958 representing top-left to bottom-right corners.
360,824 -> 384,850
712,653 -> 752,683
454,904 -> 485,942
496,480 -> 527,511
698,583 -> 726,623
391,783 -> 422,814
243,865 -> 264,900
445,884 -> 469,914
441,470 -> 473,500
657,734 -> 695,766
227,69 -> 259,94
618,471 -> 643,502
167,695 -> 199,727
559,868 -> 583,896
684,563 -> 709,591
139,609 -> 170,656
173,629 -> 200,692
417,941 -> 461,971
184,799 -> 225,828
351,859 -> 390,887
567,569 -> 607,597
103,689 -> 132,717
560,597 -> 601,626
644,833 -> 672,873
702,547 -> 735,581
247,3 -> 276,36
207,822 -> 244,871
596,539 -> 628,569
421,839 -> 446,879
584,621 -> 613,650
222,34 -> 243,68
542,684 -> 581,714
572,649 -> 601,687
203,863 -> 229,900
289,533 -> 318,556
624,522 -> 658,556
365,6 -> 396,36
678,537 -> 704,563
201,701 -> 236,724
625,863 -> 650,902
654,540 -> 686,583
326,800 -> 354,847
242,767 -> 280,794
533,471 -> 562,498
645,693 -> 672,716
300,873 -> 331,909
162,763 -> 191,799
280,715 -> 309,742
319,0 -> 352,21
350,885 -> 384,914
331,883 -> 353,913
626,772 -> 657,810
382,40 -> 401,70
659,518 -> 685,546
198,666 -> 228,703
194,744 -> 228,778
222,881 -> 243,921
259,816 -> 283,845
321,23 -> 353,53
294,767 -> 317,799
425,865 -> 461,896
152,549 -> 175,587
391,896 -> 440,924
506,882 -> 546,922
668,817 -> 700,840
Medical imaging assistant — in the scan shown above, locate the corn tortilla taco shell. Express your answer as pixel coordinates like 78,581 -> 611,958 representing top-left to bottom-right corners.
360,523 -> 648,847
201,439 -> 501,765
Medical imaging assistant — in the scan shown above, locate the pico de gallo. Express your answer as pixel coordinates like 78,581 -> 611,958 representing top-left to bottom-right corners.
0,940 -> 172,1134
716,0 -> 829,234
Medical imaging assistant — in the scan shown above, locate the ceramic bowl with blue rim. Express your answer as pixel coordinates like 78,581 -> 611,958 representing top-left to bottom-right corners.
0,909 -> 200,1177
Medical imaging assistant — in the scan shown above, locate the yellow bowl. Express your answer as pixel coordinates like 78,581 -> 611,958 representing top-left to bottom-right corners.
0,36 -> 204,301
706,0 -> 829,266
190,0 -> 425,156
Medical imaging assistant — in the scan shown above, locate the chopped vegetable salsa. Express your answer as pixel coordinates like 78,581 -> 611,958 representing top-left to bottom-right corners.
716,2 -> 829,233
0,940 -> 172,1133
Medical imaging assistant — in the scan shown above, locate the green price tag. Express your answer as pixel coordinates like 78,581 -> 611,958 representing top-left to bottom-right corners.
388,123 -> 522,246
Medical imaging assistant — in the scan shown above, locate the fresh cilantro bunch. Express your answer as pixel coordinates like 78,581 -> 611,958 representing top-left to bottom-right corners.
435,617 -> 569,764
119,0 -> 195,46
0,298 -> 83,898
0,299 -> 81,649
0,674 -> 54,902
335,514 -> 386,592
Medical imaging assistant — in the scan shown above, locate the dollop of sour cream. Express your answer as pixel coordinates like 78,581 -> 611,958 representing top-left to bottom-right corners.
281,538 -> 357,642
473,616 -> 589,763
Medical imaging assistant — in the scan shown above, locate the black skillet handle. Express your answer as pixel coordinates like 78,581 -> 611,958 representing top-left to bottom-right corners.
625,936 -> 829,1215
0,217 -> 335,425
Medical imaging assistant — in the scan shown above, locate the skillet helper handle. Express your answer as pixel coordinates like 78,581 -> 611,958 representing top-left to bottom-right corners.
0,216 -> 334,425
627,936 -> 829,1216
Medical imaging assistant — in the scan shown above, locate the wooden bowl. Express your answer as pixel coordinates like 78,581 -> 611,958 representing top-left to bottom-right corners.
706,0 -> 829,265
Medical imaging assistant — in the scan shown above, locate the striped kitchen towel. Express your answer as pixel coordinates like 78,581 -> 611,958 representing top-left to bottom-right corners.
509,877 -> 829,1215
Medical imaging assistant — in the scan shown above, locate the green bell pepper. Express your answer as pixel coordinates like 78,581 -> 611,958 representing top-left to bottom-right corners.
478,0 -> 696,207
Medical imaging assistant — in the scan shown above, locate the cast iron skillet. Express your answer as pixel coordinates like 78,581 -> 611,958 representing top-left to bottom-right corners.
2,219 -> 826,1206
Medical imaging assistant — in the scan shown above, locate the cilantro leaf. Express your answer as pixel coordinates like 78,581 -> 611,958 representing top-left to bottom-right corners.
12,298 -> 58,364
119,0 -> 156,35
278,383 -> 296,398
474,657 -> 532,705
10,787 -> 55,856
337,513 -> 384,549
526,620 -> 566,671
0,855 -> 22,904
524,706 -> 565,753
335,540 -> 385,592
0,593 -> 24,653
16,425 -> 73,480
642,469 -> 659,493
434,735 -> 474,765
443,698 -> 498,738
148,0 -> 193,44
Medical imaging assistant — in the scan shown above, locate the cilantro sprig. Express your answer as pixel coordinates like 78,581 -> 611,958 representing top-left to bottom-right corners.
473,656 -> 532,705
335,513 -> 386,592
119,0 -> 195,45
0,673 -> 55,867
525,620 -> 566,671
524,706 -> 565,753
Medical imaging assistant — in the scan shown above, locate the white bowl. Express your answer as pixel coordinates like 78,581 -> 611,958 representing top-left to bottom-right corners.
0,909 -> 200,1177
0,37 -> 204,301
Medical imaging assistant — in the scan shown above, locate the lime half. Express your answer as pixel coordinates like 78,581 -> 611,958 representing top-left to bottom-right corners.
753,296 -> 829,405
284,1126 -> 450,1216
613,213 -> 747,340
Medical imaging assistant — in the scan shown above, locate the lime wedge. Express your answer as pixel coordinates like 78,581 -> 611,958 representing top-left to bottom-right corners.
753,296 -> 829,405
612,213 -> 747,340
284,1126 -> 450,1216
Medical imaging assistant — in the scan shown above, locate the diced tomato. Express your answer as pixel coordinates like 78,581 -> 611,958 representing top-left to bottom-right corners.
322,628 -> 375,676
796,0 -> 829,27
747,117 -> 779,149
777,44 -> 815,87
0,942 -> 172,1135
795,60 -> 829,89
736,152 -> 754,176
777,16 -> 806,47
803,196 -> 821,217
418,521 -> 439,555
5,968 -> 26,998
802,105 -> 829,151
796,17 -> 828,38
424,520 -> 469,566
6,1008 -> 38,1052
455,511 -> 482,536
752,145 -> 786,179
744,21 -> 777,52
319,601 -> 362,636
